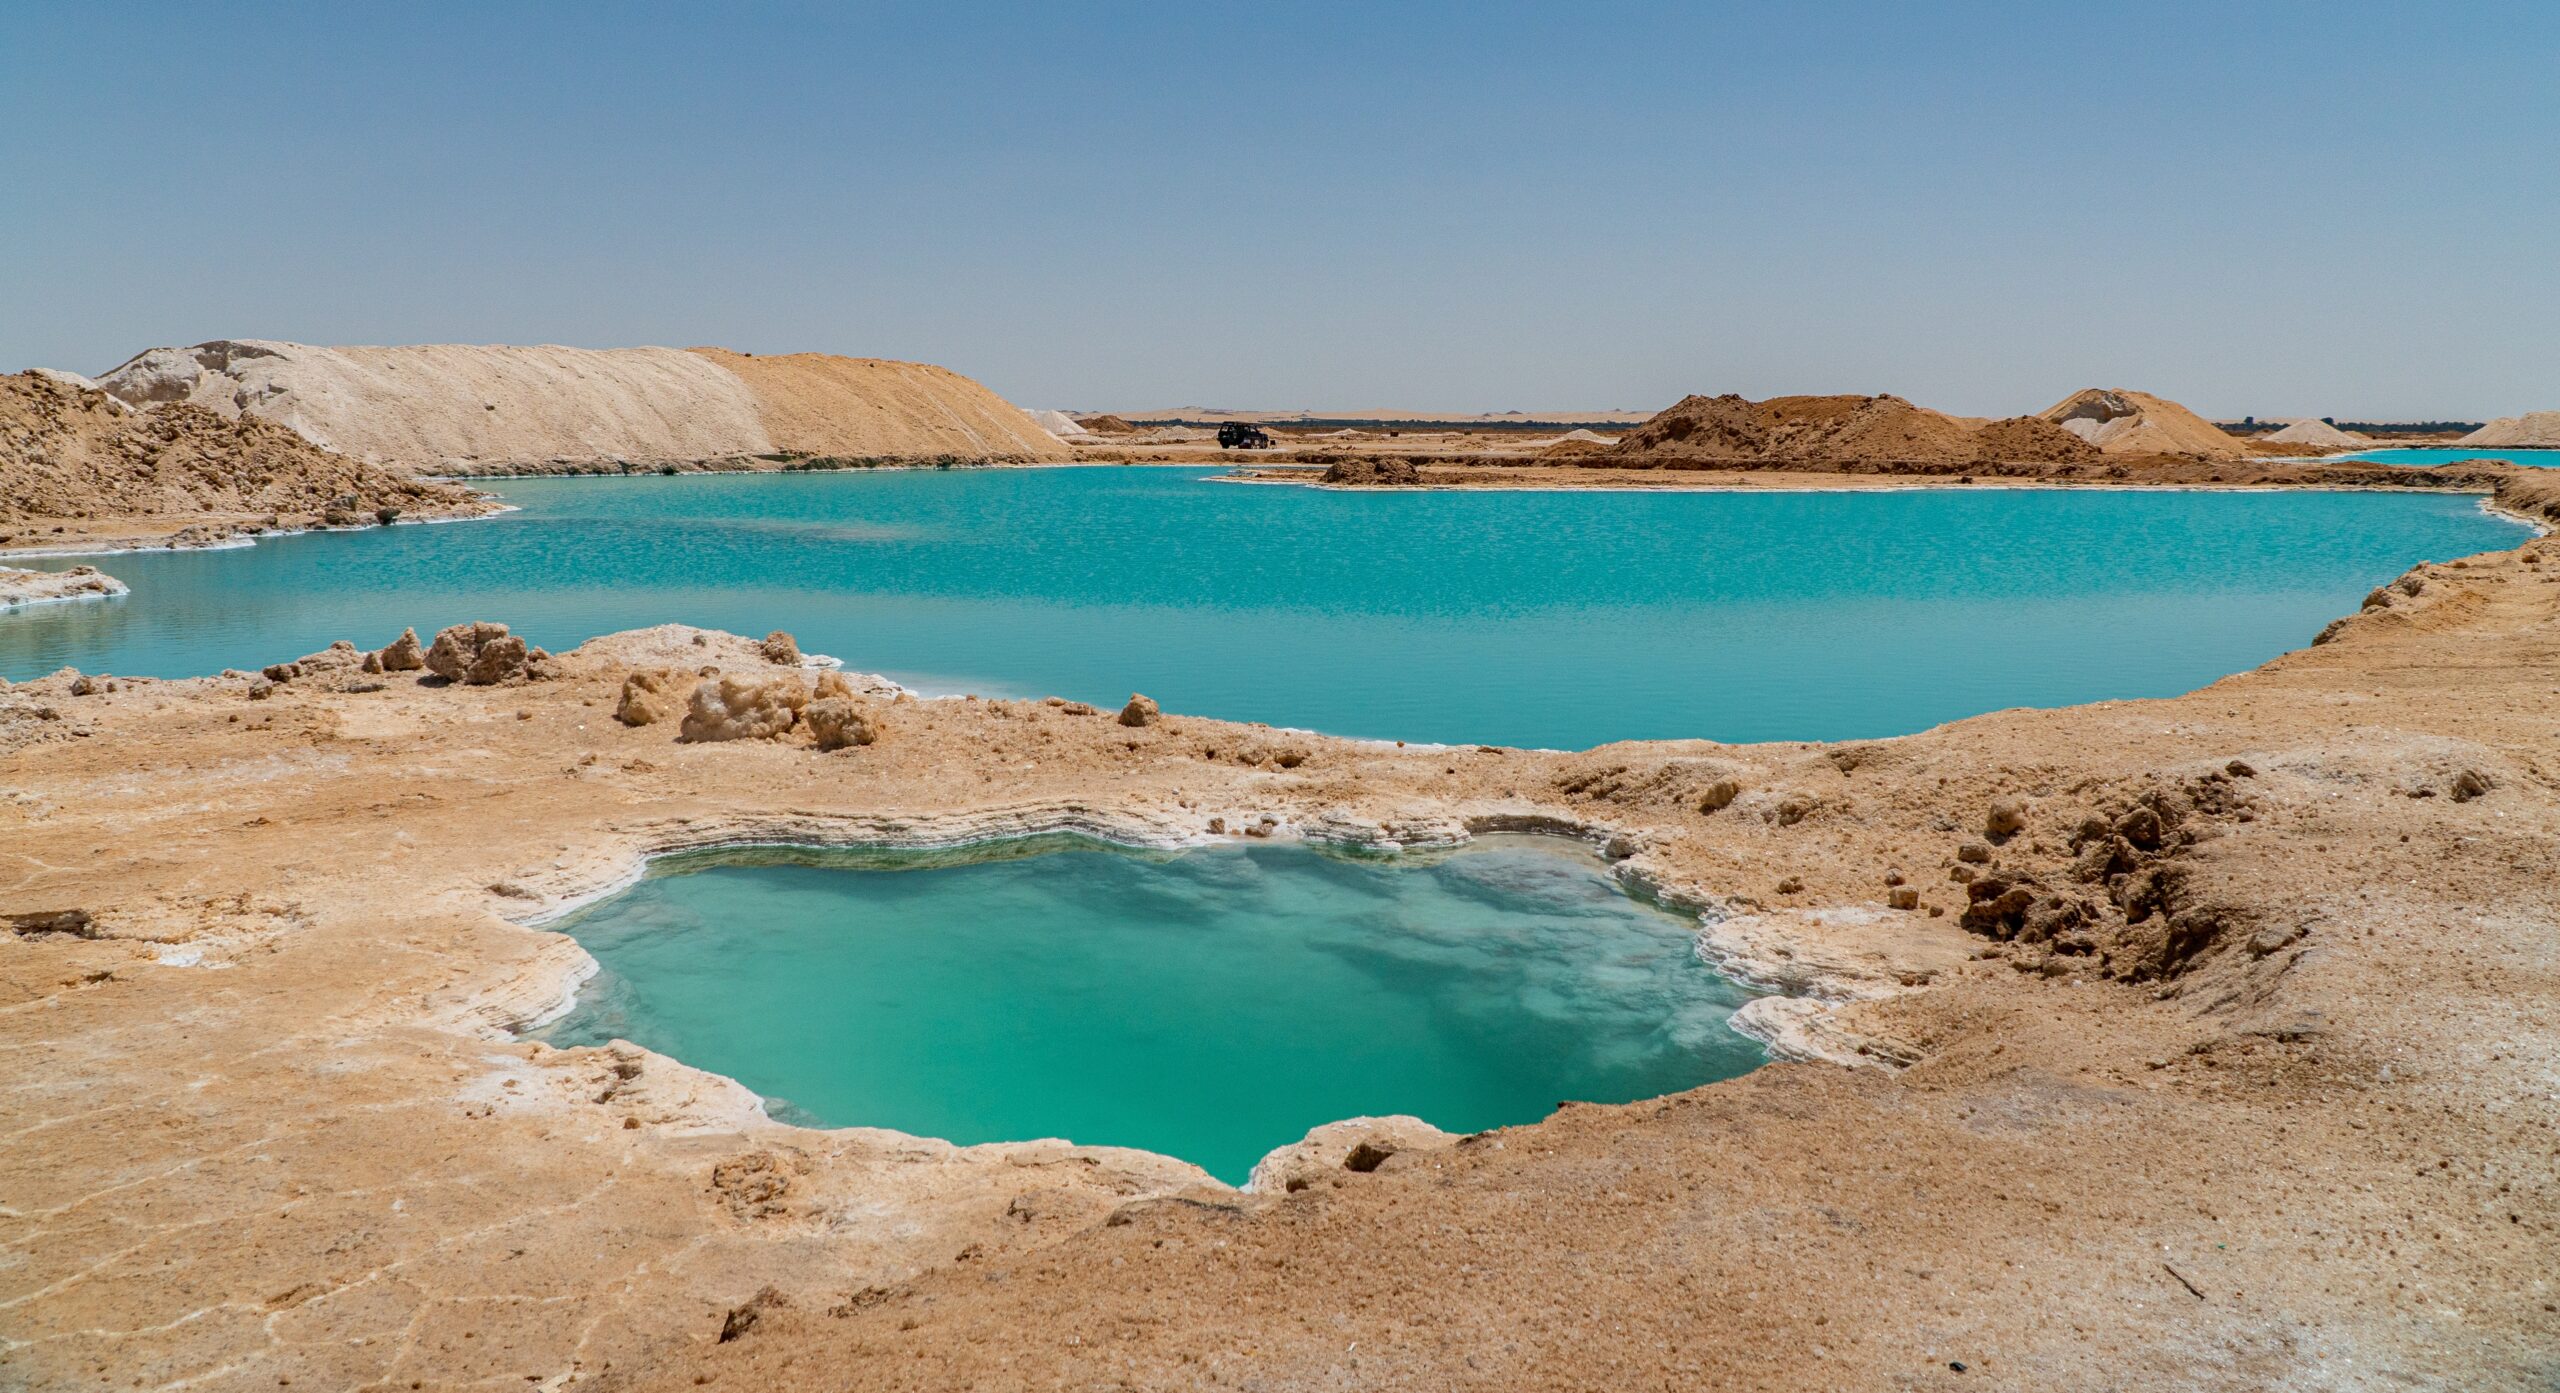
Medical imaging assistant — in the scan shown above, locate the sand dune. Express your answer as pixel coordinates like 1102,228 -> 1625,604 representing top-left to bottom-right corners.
91,341 -> 1068,470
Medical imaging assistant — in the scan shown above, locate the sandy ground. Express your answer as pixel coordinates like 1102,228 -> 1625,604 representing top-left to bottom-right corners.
1,476 -> 2556,1391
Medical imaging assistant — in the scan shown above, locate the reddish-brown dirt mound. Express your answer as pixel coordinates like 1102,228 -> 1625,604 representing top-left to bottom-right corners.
1967,415 -> 2101,463
0,371 -> 483,538
1607,393 -> 2100,469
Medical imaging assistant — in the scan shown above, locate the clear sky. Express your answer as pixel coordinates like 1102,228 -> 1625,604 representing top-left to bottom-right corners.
5,2 -> 2554,418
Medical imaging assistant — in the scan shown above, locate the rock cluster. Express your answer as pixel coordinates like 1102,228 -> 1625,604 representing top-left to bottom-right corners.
364,628 -> 425,673
1957,769 -> 2259,980
804,698 -> 877,751
424,621 -> 550,685
679,674 -> 810,743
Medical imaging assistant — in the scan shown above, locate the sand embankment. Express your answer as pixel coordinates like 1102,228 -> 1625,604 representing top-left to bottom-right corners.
3,469 -> 2555,1389
0,370 -> 494,552
688,348 -> 1067,460
89,340 -> 1070,471
2459,410 -> 2560,448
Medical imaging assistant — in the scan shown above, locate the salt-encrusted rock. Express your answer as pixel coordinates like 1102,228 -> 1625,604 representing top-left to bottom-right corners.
759,630 -> 802,665
679,674 -> 809,743
0,565 -> 126,610
616,670 -> 680,726
804,697 -> 878,751
1244,1115 -> 1458,1195
425,621 -> 513,681
1118,693 -> 1160,728
1698,778 -> 1741,812
261,641 -> 364,684
813,670 -> 856,701
375,627 -> 426,672
463,635 -> 532,685
1985,796 -> 2029,841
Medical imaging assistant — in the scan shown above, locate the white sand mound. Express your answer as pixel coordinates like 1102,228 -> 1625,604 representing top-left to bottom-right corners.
29,367 -> 109,397
97,341 -> 773,469
2261,418 -> 2370,447
2039,388 -> 2249,459
1026,409 -> 1091,438
2459,411 -> 2560,448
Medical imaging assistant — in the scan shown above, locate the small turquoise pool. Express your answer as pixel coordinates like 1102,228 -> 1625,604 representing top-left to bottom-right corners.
530,836 -> 1759,1183
0,468 -> 2530,746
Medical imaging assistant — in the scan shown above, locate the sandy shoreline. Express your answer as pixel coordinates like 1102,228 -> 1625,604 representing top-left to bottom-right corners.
2,470 -> 2556,1390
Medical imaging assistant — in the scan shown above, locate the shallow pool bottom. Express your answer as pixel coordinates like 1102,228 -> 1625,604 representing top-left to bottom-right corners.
531,835 -> 1763,1183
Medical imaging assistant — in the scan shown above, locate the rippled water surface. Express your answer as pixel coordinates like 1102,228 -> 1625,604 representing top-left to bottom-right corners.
532,836 -> 1758,1182
1,467 -> 2527,746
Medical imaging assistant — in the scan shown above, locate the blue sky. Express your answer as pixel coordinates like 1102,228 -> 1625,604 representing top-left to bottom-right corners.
5,2 -> 2554,417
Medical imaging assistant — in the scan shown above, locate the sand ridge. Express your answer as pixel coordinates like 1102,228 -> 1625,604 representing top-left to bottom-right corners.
87,340 -> 1073,471
687,348 -> 1065,461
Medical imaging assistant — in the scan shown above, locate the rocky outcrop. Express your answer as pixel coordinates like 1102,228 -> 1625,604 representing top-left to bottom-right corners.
370,627 -> 426,673
0,370 -> 488,543
1319,458 -> 1422,486
616,670 -> 682,727
758,631 -> 803,666
804,697 -> 879,751
1244,1116 -> 1459,1195
1117,694 -> 1160,728
679,674 -> 810,743
263,641 -> 365,683
424,621 -> 549,685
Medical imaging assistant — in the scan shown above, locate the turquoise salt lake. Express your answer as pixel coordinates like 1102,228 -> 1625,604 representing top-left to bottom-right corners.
0,467 -> 2530,748
531,836 -> 1760,1182
10,466 -> 2534,1177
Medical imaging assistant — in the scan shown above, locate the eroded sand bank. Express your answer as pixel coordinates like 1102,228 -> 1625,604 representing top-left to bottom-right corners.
2,478 -> 2556,1390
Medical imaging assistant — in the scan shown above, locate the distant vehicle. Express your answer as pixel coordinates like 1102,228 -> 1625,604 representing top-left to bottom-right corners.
1217,423 -> 1273,450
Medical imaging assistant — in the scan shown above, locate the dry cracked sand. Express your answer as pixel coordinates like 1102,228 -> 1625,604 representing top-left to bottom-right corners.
1,477 -> 2557,1391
